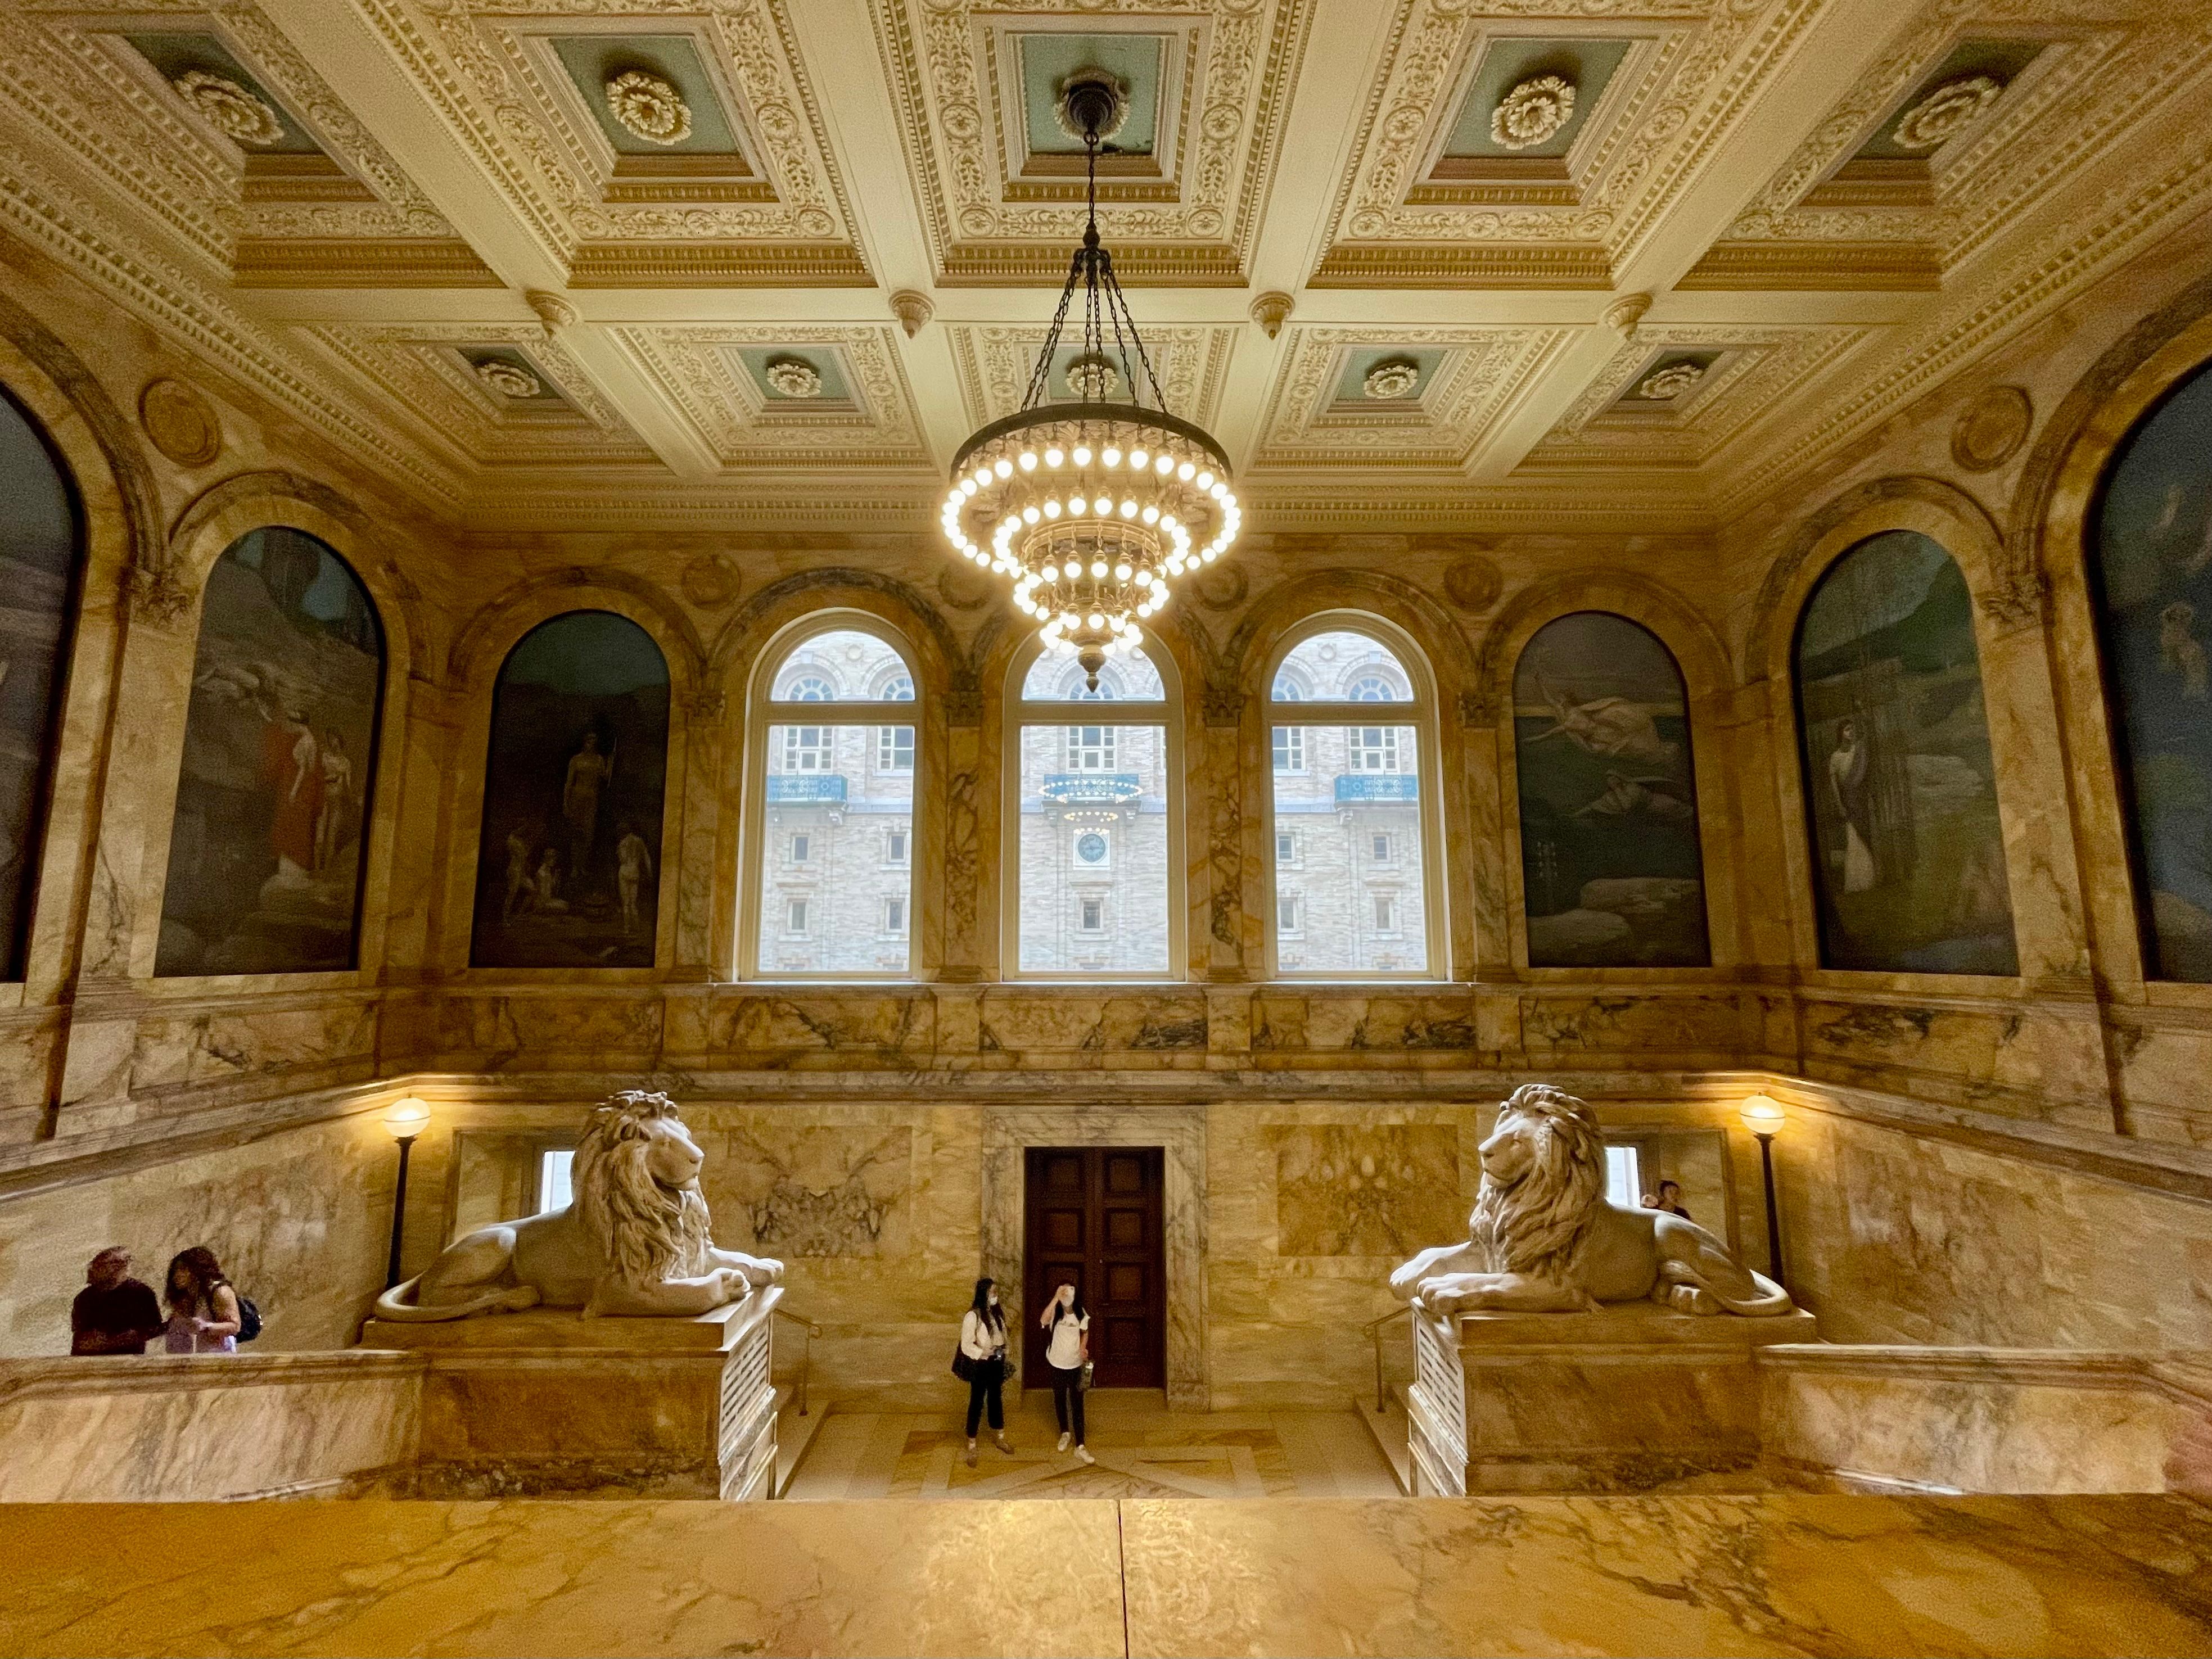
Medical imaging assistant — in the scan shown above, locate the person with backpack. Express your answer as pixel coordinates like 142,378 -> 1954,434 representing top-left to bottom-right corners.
161,1247 -> 245,1354
954,1276 -> 1013,1467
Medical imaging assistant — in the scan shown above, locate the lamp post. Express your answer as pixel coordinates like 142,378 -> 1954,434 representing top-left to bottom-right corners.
1739,1094 -> 1787,1294
381,1096 -> 431,1289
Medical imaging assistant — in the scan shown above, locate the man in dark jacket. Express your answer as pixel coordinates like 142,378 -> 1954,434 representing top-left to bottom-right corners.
70,1247 -> 164,1355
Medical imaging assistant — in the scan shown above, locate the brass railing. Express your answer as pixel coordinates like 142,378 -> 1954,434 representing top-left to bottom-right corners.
773,1306 -> 824,1417
1364,1305 -> 1409,1413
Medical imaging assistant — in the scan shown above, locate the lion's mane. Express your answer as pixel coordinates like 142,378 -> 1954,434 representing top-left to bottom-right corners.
574,1090 -> 713,1289
1466,1083 -> 1608,1287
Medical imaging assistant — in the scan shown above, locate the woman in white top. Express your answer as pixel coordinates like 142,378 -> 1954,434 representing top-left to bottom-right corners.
958,1277 -> 1013,1467
1039,1281 -> 1093,1464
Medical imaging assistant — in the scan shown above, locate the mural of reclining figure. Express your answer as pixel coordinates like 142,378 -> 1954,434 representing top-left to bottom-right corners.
1390,1083 -> 1793,1318
375,1089 -> 783,1321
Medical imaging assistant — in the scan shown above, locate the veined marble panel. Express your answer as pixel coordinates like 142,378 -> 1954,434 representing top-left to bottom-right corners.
1269,1124 -> 1462,1259
0,1499 -> 1128,1657
1760,1346 -> 2201,1494
0,1353 -> 421,1501
0,1109 -> 398,1356
709,1125 -> 916,1259
1117,1494 -> 2212,1656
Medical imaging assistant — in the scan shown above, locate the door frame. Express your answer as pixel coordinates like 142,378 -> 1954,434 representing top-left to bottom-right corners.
980,1102 -> 1208,1408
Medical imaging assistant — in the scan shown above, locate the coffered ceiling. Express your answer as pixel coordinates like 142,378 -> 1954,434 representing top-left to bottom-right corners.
2,0 -> 2208,533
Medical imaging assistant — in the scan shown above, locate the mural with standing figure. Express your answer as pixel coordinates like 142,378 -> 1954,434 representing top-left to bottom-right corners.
2090,356 -> 2212,980
1514,612 -> 1709,966
470,610 -> 668,968
156,527 -> 383,975
0,390 -> 81,980
1793,530 -> 2017,975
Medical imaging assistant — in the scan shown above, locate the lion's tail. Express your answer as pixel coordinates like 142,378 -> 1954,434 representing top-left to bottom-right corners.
371,1277 -> 543,1323
1657,1258 -> 1795,1317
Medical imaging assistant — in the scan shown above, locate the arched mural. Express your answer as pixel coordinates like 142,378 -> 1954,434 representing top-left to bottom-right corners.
2089,356 -> 2212,982
1793,531 -> 2016,975
0,389 -> 83,979
156,527 -> 385,975
470,610 -> 669,968
1514,612 -> 1709,967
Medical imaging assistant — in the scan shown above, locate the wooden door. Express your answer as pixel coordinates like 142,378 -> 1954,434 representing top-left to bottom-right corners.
1022,1146 -> 1164,1390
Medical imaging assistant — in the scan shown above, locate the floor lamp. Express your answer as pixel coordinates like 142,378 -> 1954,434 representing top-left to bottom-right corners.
1739,1094 -> 1787,1294
382,1096 -> 431,1290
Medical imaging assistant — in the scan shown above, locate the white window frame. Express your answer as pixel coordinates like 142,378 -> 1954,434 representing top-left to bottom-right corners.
1272,722 -> 1305,774
877,724 -> 915,772
739,612 -> 924,981
1004,638 -> 1186,980
786,897 -> 811,937
1276,828 -> 1301,867
884,828 -> 909,867
882,895 -> 906,935
1079,895 -> 1107,933
1276,894 -> 1302,937
1261,614 -> 1448,981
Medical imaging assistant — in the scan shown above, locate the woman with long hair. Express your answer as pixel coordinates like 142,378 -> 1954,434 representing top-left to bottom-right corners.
957,1276 -> 1013,1467
1039,1280 -> 1093,1464
162,1246 -> 241,1354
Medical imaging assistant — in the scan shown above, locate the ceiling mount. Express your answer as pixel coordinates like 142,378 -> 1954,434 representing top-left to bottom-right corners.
1055,66 -> 1129,149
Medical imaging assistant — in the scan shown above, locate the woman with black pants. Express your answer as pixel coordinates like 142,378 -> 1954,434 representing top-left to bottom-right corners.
958,1277 -> 1012,1467
1039,1281 -> 1094,1465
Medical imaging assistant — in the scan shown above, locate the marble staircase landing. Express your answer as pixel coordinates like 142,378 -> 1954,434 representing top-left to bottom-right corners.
783,1394 -> 1402,1500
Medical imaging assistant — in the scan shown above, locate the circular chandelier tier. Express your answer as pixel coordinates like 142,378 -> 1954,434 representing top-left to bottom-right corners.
941,404 -> 1239,686
940,70 -> 1240,689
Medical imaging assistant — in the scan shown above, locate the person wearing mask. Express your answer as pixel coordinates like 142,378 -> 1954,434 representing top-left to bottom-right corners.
162,1247 -> 242,1354
958,1277 -> 1013,1468
70,1248 -> 164,1355
1039,1281 -> 1093,1465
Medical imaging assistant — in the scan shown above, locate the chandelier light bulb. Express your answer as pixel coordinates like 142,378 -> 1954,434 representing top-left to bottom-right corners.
1072,445 -> 1092,466
1045,447 -> 1064,467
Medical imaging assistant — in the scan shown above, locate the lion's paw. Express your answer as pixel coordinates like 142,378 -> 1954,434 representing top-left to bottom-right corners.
1664,1283 -> 1719,1315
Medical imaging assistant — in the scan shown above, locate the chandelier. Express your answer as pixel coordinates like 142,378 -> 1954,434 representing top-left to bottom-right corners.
940,69 -> 1240,690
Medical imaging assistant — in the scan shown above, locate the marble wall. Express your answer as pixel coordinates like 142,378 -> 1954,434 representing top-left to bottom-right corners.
0,1104 -> 400,1357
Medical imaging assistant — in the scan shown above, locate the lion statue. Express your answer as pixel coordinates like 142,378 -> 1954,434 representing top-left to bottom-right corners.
373,1090 -> 783,1322
1388,1084 -> 1793,1318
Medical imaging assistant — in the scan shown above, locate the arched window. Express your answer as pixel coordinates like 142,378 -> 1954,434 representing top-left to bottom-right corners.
1264,622 -> 1442,977
471,610 -> 668,969
0,389 -> 83,981
2089,356 -> 2212,980
157,526 -> 385,975
1010,643 -> 1179,976
748,623 -> 918,977
1513,612 -> 1710,966
1793,532 -> 2016,974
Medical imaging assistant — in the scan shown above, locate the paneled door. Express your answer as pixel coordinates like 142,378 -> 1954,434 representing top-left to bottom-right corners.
1022,1146 -> 1165,1390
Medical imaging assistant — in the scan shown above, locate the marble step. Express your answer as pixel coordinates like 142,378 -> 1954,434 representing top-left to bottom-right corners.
772,1385 -> 829,1498
1353,1385 -> 1412,1495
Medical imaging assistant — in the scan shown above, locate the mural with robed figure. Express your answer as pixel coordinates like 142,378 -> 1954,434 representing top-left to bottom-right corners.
2090,357 -> 2212,981
1793,531 -> 2016,975
1514,612 -> 1710,966
470,610 -> 669,968
156,527 -> 383,975
0,390 -> 82,981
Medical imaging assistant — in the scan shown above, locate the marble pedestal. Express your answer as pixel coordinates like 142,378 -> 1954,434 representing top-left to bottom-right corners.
1406,1301 -> 1820,1496
357,1287 -> 780,1499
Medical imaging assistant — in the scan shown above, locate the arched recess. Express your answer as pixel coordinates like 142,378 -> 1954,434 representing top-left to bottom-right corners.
112,485 -> 417,982
154,525 -> 387,976
2076,349 -> 2212,983
1791,530 -> 2019,977
466,610 -> 673,971
736,610 -> 925,980
1511,613 -> 1712,968
707,573 -> 958,982
0,323 -> 149,1017
1751,481 -> 2075,983
2022,293 -> 2212,993
1479,571 -> 1736,971
0,385 -> 86,984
